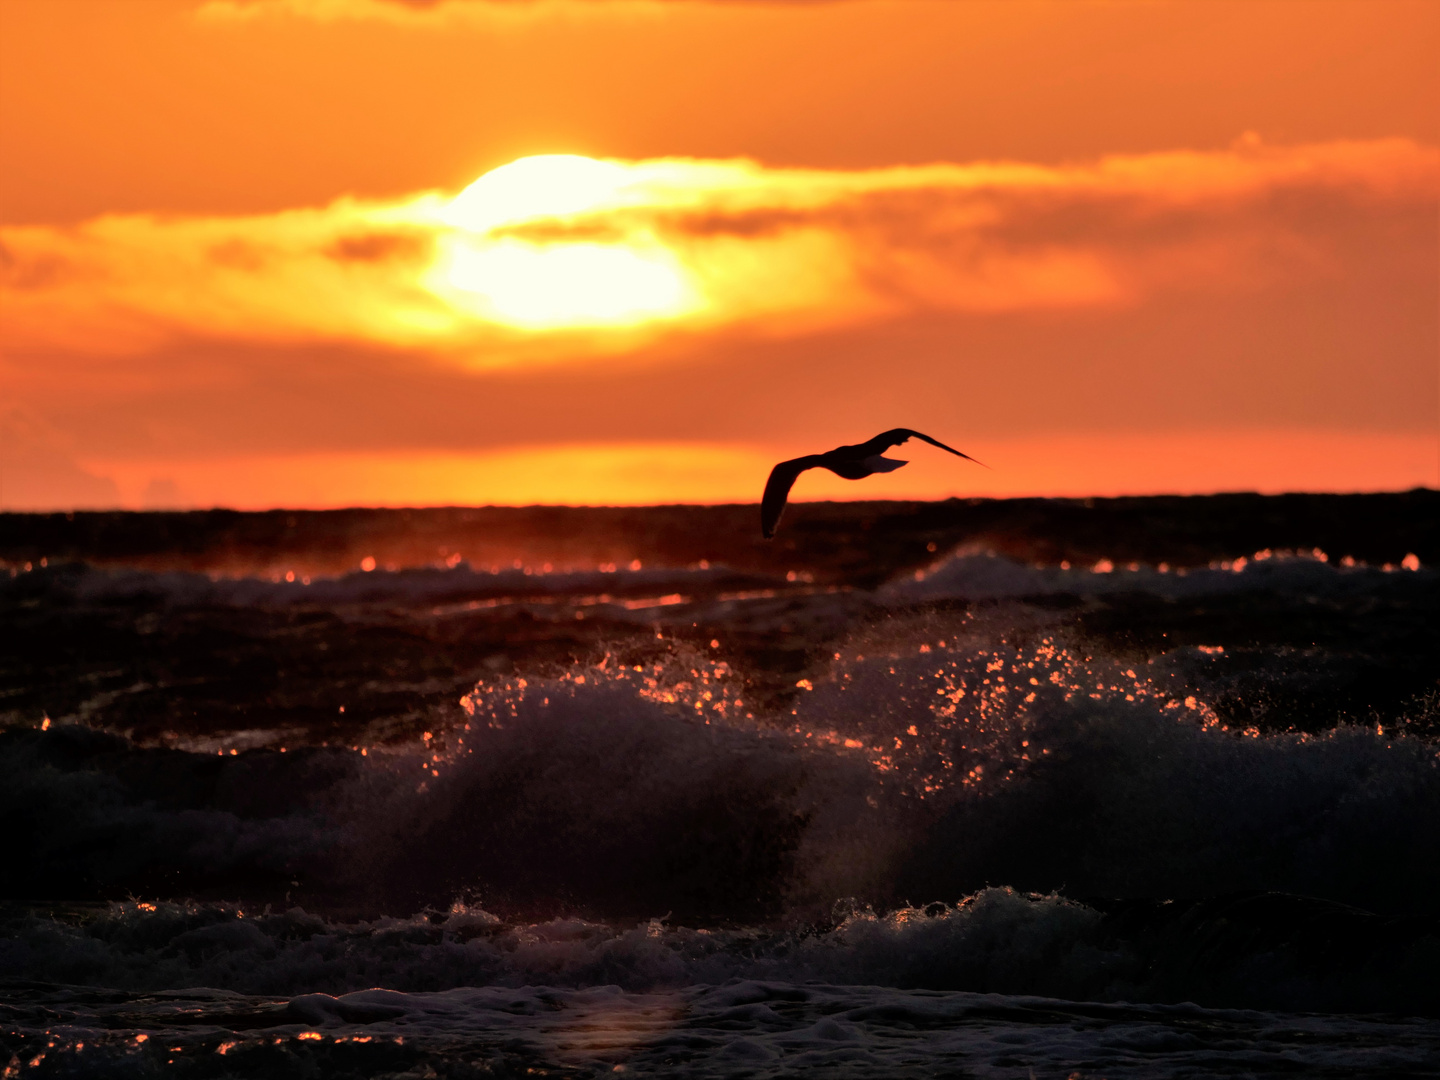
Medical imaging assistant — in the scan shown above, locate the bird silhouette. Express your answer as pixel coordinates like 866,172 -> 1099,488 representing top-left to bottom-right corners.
761,428 -> 985,539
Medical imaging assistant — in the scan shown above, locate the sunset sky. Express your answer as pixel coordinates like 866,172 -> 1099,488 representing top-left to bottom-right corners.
1,0 -> 1436,510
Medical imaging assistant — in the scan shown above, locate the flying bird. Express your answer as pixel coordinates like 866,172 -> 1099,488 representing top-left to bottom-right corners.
761,428 -> 985,539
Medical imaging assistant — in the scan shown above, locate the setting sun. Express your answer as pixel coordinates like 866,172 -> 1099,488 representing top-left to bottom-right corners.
443,154 -> 634,232
438,238 -> 695,329
2,3 -> 1438,1071
0,0 -> 1434,510
432,154 -> 703,328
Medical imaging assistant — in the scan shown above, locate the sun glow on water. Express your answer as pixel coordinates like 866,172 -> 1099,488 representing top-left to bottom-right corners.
435,154 -> 699,329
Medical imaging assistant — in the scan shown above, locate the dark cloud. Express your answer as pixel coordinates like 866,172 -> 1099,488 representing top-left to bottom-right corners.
207,238 -> 272,271
0,240 -> 74,292
324,231 -> 432,264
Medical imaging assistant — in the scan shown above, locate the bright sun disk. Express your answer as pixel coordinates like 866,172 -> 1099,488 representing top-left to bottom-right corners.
436,155 -> 698,329
442,238 -> 693,328
445,154 -> 634,233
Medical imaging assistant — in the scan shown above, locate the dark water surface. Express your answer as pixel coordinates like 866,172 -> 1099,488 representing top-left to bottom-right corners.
2,493 -> 1438,1077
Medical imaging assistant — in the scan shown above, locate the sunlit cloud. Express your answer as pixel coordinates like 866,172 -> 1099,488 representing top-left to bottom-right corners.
196,0 -> 792,26
195,0 -> 699,28
2,139 -> 1434,369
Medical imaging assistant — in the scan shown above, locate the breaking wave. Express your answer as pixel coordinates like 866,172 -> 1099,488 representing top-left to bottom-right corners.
5,617 -> 1438,931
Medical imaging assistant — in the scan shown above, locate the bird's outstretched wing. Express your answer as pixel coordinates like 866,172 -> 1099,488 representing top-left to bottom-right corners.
865,428 -> 988,468
761,456 -> 820,539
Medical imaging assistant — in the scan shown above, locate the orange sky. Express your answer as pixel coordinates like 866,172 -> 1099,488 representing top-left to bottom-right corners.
1,0 -> 1437,510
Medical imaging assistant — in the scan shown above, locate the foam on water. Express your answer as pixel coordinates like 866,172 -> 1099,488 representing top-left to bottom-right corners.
437,624 -> 1440,916
885,547 -> 1426,604
8,978 -> 1439,1079
6,616 -> 1438,1013
7,610 -> 1439,916
4,526 -> 1439,1076
25,543 -> 1422,614
3,884 -> 1437,1015
52,560 -> 754,614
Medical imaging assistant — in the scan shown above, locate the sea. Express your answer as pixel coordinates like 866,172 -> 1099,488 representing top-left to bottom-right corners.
2,491 -> 1438,1078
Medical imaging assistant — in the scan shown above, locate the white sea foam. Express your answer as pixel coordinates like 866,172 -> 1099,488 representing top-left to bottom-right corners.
6,968 -> 1439,1078
6,622 -> 1438,925
5,506 -> 1436,1075
60,560 -> 749,612
4,883 -> 1436,1015
5,549 -> 1438,1061
37,546 -> 1426,623
882,548 -> 1429,604
7,634 -> 1439,1023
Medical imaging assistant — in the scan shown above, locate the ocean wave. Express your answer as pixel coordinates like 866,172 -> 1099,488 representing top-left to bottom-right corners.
883,548 -> 1429,604
15,544 -> 1426,618
5,631 -> 1438,926
30,559 -> 763,614
8,979 -> 1439,1080
3,886 -> 1436,1018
